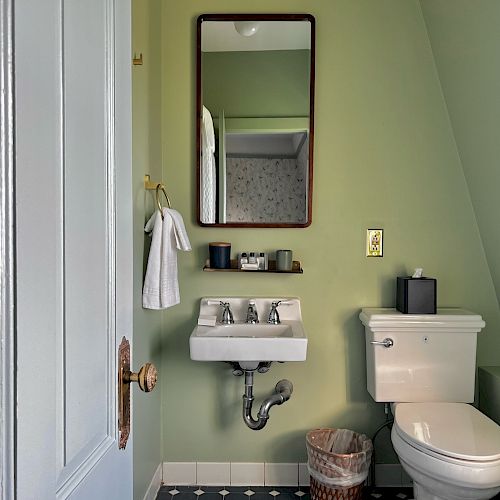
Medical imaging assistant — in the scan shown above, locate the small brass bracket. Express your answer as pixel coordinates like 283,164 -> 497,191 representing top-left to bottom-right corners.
144,174 -> 160,190
133,52 -> 143,66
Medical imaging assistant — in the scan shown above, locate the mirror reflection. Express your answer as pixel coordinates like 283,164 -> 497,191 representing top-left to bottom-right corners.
197,15 -> 315,227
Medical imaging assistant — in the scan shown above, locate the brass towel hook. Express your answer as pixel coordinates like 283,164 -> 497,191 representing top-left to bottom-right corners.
156,183 -> 172,220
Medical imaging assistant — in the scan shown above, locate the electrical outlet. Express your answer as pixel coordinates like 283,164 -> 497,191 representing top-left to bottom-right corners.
366,229 -> 383,257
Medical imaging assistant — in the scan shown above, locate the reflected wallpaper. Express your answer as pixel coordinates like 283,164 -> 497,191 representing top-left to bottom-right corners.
226,138 -> 308,223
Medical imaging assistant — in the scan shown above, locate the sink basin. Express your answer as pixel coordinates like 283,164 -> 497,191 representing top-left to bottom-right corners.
189,297 -> 307,363
201,323 -> 294,338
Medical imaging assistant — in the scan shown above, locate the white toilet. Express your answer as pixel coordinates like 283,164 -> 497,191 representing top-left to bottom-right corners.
359,308 -> 500,500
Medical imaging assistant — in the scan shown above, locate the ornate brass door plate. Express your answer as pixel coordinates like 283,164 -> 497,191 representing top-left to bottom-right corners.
118,336 -> 158,449
118,337 -> 131,449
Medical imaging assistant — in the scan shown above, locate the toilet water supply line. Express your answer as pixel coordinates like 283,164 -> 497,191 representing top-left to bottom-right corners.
370,403 -> 394,486
242,370 -> 293,430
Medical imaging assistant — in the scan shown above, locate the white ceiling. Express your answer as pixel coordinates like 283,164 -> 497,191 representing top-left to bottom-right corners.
226,132 -> 307,157
202,21 -> 311,52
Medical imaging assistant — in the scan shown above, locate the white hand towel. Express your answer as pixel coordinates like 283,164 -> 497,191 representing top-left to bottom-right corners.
142,208 -> 191,310
163,208 -> 191,251
142,211 -> 162,309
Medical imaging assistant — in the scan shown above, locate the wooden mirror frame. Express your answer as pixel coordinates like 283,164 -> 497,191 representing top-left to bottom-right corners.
196,13 -> 315,228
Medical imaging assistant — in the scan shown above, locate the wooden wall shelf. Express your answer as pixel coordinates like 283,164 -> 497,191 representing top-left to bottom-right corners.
203,259 -> 303,274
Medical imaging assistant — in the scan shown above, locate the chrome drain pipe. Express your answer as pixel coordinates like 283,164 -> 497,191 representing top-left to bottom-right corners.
242,370 -> 293,430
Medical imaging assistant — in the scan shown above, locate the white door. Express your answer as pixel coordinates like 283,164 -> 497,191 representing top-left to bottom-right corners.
14,0 -> 133,498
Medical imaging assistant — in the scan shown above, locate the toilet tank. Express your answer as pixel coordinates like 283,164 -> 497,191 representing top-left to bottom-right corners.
359,308 -> 485,403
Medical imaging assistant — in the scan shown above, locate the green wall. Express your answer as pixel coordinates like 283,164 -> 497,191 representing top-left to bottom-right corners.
132,0 -> 163,497
154,0 -> 500,464
202,50 -> 310,118
420,0 -> 500,306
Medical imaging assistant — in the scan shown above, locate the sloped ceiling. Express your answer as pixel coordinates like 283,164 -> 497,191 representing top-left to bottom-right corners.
420,0 -> 500,305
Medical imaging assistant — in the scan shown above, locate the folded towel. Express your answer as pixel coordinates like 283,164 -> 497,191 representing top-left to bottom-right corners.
202,105 -> 215,153
143,211 -> 162,309
142,208 -> 191,310
201,106 -> 216,223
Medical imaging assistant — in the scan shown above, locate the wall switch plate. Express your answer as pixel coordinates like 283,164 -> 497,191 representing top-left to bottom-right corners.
366,229 -> 383,257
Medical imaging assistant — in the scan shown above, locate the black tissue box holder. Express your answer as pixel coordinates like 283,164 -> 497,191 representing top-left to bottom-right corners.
396,276 -> 436,314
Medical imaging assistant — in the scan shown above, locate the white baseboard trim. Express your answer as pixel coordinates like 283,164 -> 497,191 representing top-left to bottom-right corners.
143,463 -> 163,500
162,462 -> 413,488
162,462 -> 310,487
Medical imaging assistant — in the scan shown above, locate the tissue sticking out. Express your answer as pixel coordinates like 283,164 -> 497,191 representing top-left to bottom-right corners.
412,268 -> 423,278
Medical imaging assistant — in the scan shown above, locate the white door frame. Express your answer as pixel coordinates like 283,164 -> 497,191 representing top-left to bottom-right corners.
0,0 -> 16,497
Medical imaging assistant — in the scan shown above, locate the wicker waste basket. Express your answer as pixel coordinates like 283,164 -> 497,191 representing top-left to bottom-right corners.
306,428 -> 373,500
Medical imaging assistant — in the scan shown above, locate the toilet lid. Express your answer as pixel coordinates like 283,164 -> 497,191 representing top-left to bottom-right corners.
394,402 -> 500,461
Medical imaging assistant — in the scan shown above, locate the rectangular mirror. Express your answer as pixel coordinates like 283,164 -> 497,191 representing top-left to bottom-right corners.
196,14 -> 315,227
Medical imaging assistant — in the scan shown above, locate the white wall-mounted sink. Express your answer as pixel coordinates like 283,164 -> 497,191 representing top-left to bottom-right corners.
189,297 -> 307,364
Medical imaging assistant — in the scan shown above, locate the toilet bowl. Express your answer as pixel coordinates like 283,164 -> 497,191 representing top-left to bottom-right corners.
392,402 -> 500,500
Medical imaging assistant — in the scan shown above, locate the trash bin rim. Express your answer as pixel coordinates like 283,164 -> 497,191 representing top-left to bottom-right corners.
306,428 -> 372,459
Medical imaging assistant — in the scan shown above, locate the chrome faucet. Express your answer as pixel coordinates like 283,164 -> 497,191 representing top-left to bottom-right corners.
220,302 -> 234,324
246,300 -> 259,324
267,301 -> 283,325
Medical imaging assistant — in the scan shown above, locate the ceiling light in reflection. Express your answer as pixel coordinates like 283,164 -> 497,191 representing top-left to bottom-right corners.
234,21 -> 260,37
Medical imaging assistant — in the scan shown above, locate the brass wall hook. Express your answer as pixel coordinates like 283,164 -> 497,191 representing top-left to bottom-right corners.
144,174 -> 158,190
133,52 -> 143,65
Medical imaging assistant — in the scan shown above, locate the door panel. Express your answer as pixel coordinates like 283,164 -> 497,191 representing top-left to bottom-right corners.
63,0 -> 110,469
15,0 -> 132,498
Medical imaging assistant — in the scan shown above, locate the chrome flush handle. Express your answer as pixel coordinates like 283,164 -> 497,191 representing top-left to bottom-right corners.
370,338 -> 394,348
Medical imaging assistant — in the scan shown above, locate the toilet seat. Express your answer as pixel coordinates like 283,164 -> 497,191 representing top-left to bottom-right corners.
392,423 -> 500,493
393,402 -> 500,463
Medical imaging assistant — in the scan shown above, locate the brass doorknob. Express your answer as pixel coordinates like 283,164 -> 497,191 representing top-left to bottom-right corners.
124,362 -> 158,392
118,337 -> 158,449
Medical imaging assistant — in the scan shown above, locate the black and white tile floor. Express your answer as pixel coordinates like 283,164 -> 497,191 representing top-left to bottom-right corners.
156,485 -> 415,500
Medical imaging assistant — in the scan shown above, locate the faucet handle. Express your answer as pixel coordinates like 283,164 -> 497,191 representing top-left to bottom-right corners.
267,300 -> 294,324
268,301 -> 282,324
207,300 -> 234,324
220,302 -> 234,324
274,300 -> 293,306
207,299 -> 226,306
